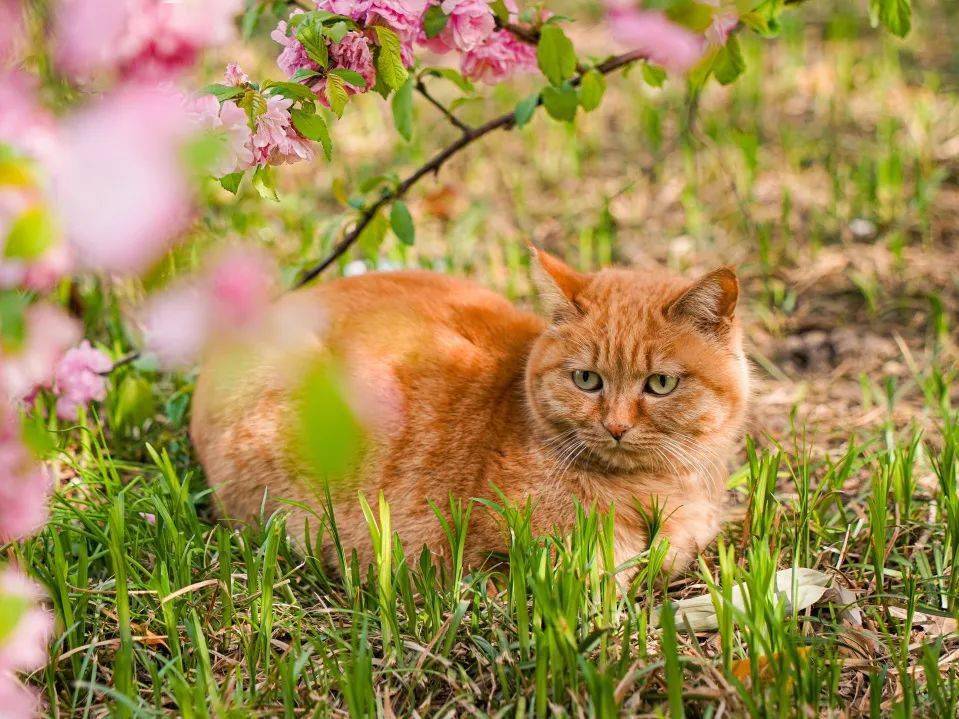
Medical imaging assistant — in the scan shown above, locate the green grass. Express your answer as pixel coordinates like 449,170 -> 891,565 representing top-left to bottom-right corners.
11,0 -> 959,715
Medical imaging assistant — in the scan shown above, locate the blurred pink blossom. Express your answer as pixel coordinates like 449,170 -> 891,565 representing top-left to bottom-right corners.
605,7 -> 704,73
0,240 -> 73,293
250,96 -> 314,167
140,246 -> 277,368
0,0 -> 25,65
0,568 -> 53,672
187,95 -> 254,177
421,0 -> 495,53
53,87 -> 194,275
0,72 -> 58,161
0,408 -> 54,542
55,0 -> 241,81
461,30 -> 537,84
0,303 -> 80,403
51,341 -> 112,421
0,676 -> 41,719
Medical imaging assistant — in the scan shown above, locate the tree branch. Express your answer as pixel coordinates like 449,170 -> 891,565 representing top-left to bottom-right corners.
293,48 -> 648,288
415,79 -> 472,134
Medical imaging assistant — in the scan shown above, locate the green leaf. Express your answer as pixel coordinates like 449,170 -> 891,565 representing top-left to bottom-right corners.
252,165 -> 279,202
578,69 -> 605,112
219,171 -> 244,194
358,210 -> 389,259
264,80 -> 317,102
641,63 -> 666,87
666,0 -> 714,32
296,19 -> 330,68
514,93 -> 539,128
489,0 -> 509,24
423,5 -> 449,38
3,207 -> 55,260
391,78 -> 414,141
390,201 -> 415,246
328,67 -> 367,90
373,26 -> 409,90
714,36 -> 745,85
423,67 -> 474,94
291,67 -> 321,83
291,108 -> 332,160
325,72 -> 349,117
536,25 -> 577,86
114,375 -> 156,430
871,0 -> 911,38
324,20 -> 350,43
0,290 -> 28,351
201,83 -> 245,102
542,83 -> 578,122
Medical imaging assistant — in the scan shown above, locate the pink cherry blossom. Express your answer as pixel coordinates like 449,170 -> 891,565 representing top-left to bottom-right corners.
460,29 -> 537,84
53,87 -> 194,276
316,0 -> 425,65
605,7 -> 705,73
0,239 -> 73,293
421,0 -> 495,53
0,675 -> 40,719
0,408 -> 54,542
51,341 -> 113,421
187,95 -> 254,177
250,95 -> 314,167
271,13 -> 318,77
0,303 -> 80,403
224,62 -> 249,86
55,0 -> 242,81
705,12 -> 738,47
0,72 -> 58,162
312,31 -> 377,103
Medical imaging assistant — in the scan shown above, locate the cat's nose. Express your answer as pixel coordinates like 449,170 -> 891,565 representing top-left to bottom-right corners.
603,421 -> 630,441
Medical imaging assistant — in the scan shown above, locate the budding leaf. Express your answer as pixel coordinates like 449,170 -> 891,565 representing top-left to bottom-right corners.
423,67 -> 474,93
542,84 -> 578,122
514,94 -> 539,128
291,108 -> 333,160
391,78 -> 414,141
578,69 -> 605,112
329,67 -> 367,90
325,72 -> 349,117
114,375 -> 156,430
390,201 -> 415,246
373,26 -> 409,91
3,207 -> 55,261
252,165 -> 279,202
642,63 -> 666,87
220,171 -> 244,194
714,36 -> 745,85
537,25 -> 576,87
870,0 -> 911,37
423,5 -> 449,38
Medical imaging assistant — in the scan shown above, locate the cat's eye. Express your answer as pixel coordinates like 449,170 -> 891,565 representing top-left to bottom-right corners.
572,370 -> 603,392
645,374 -> 679,396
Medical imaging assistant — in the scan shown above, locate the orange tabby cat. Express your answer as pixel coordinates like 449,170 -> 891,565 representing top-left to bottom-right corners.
190,249 -> 749,576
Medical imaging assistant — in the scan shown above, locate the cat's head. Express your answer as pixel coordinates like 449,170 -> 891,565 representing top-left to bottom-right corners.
524,248 -> 749,477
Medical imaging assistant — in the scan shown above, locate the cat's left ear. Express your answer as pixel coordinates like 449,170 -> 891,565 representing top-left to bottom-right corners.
667,266 -> 739,335
528,245 -> 587,322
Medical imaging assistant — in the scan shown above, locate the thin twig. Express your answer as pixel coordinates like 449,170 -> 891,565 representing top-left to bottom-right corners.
415,80 -> 472,133
293,48 -> 648,288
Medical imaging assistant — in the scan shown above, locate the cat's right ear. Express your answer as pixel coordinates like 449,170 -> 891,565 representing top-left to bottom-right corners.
528,245 -> 586,322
